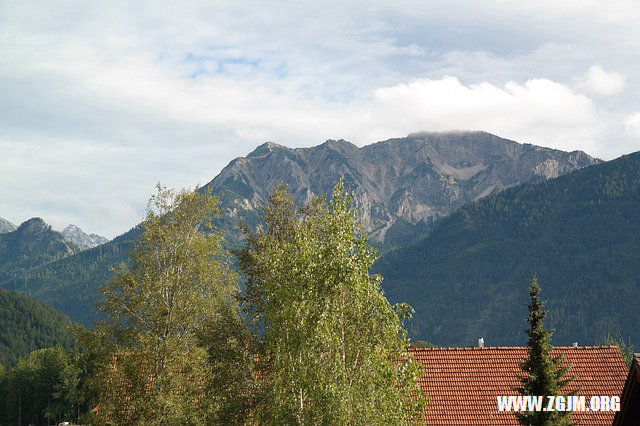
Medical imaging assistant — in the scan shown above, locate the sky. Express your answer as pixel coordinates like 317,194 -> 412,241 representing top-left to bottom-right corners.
1,0 -> 640,238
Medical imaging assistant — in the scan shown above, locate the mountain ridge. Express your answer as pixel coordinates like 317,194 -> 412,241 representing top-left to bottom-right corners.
0,131 -> 599,325
374,150 -> 640,346
205,131 -> 598,245
0,218 -> 79,284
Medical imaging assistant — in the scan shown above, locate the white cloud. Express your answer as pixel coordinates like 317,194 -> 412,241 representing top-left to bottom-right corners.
364,77 -> 604,153
624,112 -> 640,140
1,1 -> 640,237
576,65 -> 626,96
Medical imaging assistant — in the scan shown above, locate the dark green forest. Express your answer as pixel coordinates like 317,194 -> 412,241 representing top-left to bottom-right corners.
375,151 -> 640,346
0,288 -> 74,368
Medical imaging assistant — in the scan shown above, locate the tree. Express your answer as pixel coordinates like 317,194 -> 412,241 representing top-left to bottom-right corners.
0,363 -> 6,421
601,334 -> 635,368
1,347 -> 79,425
516,276 -> 575,426
83,184 -> 249,424
238,181 -> 427,424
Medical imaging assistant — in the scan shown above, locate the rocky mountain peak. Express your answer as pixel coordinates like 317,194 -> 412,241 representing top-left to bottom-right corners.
61,225 -> 109,251
320,139 -> 358,152
18,218 -> 50,235
247,141 -> 289,158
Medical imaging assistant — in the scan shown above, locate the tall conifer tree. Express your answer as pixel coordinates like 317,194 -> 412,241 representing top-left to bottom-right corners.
516,275 -> 575,426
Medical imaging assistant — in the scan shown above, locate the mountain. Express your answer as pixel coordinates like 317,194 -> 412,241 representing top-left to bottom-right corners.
374,151 -> 640,347
3,230 -> 134,325
62,224 -> 109,250
204,131 -> 597,247
0,287 -> 75,368
0,217 -> 16,234
0,132 -> 597,325
0,218 -> 79,283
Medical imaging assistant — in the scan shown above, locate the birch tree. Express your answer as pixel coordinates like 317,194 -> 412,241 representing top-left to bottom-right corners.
238,180 -> 427,424
85,184 -> 250,424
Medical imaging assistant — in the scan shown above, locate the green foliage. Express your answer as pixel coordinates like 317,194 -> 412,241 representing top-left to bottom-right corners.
516,276 -> 575,426
0,347 -> 84,425
82,184 -> 250,425
0,287 -> 75,368
0,193 -> 253,327
375,152 -> 640,346
601,334 -> 635,368
196,304 -> 257,425
238,180 -> 427,424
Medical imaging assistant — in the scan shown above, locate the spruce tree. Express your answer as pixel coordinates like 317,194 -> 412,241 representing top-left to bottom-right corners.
516,275 -> 575,426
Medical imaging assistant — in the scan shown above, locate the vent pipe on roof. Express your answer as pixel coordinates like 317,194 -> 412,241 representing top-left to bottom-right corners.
478,338 -> 484,348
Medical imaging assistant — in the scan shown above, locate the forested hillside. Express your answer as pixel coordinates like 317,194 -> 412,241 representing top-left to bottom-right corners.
375,151 -> 640,346
3,230 -> 135,325
0,288 -> 74,368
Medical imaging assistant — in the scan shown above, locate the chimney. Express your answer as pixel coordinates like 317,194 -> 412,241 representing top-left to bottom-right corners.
478,338 -> 484,348
572,342 -> 578,348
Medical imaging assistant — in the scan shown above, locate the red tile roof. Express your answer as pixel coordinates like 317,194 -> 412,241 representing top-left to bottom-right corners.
410,346 -> 627,425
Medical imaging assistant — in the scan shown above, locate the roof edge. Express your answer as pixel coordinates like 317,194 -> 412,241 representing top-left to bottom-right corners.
409,345 -> 621,351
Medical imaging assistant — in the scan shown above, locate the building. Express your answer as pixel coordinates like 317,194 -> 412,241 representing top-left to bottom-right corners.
410,346 -> 627,425
613,353 -> 640,425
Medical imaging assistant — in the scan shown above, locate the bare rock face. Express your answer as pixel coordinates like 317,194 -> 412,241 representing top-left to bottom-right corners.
203,131 -> 599,245
0,217 -> 16,234
61,225 -> 109,251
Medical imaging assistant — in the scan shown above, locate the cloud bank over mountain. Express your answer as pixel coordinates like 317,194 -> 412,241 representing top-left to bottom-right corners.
1,1 -> 638,236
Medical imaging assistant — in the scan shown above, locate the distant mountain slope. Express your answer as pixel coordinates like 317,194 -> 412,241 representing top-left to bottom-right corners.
0,217 -> 17,234
205,131 -> 597,246
374,151 -> 640,347
0,218 -> 79,283
62,224 -> 109,250
0,287 -> 75,368
4,230 -> 134,325
1,132 -> 597,325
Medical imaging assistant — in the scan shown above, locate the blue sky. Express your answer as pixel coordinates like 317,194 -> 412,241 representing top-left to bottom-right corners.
1,0 -> 639,237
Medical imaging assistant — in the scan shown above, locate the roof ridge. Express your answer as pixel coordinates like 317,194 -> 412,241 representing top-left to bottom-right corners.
410,345 -> 621,351
410,346 -> 525,351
